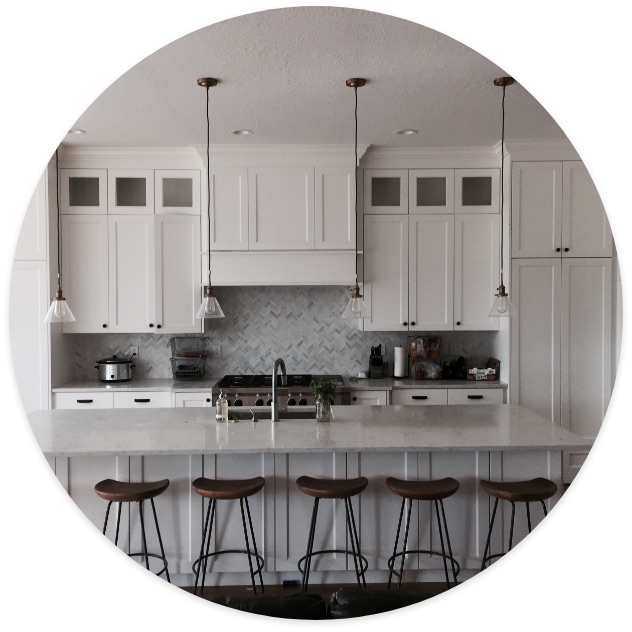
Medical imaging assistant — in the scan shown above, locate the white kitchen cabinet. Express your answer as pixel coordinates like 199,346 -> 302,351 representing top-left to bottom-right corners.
113,391 -> 172,408
511,257 -> 612,482
363,169 -> 408,214
454,214 -> 500,331
53,392 -> 114,409
107,169 -> 154,214
391,388 -> 448,406
248,166 -> 315,250
315,166 -> 354,249
173,392 -> 214,407
408,169 -> 454,214
60,168 -> 108,214
447,389 -> 504,405
108,215 -> 201,334
455,168 -> 499,214
207,166 -> 249,250
350,390 -> 389,406
154,169 -> 200,215
62,215 -> 110,333
511,161 -> 612,258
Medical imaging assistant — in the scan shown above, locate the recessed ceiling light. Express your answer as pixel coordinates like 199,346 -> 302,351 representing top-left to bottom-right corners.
67,128 -> 86,135
231,129 -> 253,135
394,129 -> 418,136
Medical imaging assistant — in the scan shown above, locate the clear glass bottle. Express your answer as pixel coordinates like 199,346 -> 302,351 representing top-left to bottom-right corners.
216,390 -> 228,422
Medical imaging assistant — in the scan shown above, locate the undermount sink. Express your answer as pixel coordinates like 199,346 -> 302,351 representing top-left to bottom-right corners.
228,409 -> 317,422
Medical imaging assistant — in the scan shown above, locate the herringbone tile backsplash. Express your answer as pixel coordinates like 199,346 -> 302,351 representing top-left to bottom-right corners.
68,286 -> 497,379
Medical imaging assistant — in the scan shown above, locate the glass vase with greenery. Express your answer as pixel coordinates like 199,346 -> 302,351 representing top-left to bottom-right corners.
311,379 -> 336,422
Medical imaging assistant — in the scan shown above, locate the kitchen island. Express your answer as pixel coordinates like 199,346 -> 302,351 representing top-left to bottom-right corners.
28,405 -> 591,587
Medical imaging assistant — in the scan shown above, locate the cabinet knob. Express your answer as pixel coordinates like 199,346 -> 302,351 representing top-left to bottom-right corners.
555,248 -> 561,252
456,321 -> 461,326
157,324 -> 162,329
205,398 -> 211,403
564,248 -> 569,252
403,321 -> 408,326
352,396 -> 357,401
410,321 -> 416,326
102,324 -> 108,328
149,323 -> 154,328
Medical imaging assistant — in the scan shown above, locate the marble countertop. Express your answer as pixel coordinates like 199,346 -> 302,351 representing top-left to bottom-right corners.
347,378 -> 507,390
28,404 -> 591,457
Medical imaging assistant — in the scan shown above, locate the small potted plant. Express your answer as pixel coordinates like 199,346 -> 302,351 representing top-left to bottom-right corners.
311,379 -> 336,422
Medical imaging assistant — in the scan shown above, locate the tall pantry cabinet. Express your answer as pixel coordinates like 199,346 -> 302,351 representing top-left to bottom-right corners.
510,159 -> 614,482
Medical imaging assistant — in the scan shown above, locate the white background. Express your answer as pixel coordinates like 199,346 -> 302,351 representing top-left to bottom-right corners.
1,1 -> 629,629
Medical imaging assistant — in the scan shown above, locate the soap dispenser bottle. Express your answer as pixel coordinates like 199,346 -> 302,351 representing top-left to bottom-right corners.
216,391 -> 228,422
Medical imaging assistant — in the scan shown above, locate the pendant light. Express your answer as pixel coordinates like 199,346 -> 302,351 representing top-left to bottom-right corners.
44,150 -> 76,323
196,77 -> 224,319
489,76 -> 515,318
342,77 -> 367,319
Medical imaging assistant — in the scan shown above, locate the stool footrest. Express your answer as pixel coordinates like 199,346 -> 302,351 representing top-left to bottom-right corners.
192,549 -> 265,577
127,552 -> 169,578
297,549 -> 369,578
387,550 -> 460,583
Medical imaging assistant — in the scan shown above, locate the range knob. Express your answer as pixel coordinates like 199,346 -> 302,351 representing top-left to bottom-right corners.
266,398 -> 273,406
298,397 -> 308,406
254,398 -> 264,407
287,397 -> 297,406
233,399 -> 243,407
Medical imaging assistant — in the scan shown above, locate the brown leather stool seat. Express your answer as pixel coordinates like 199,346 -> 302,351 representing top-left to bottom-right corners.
385,477 -> 460,589
480,477 -> 558,569
191,476 -> 265,597
94,478 -> 170,582
296,476 -> 369,592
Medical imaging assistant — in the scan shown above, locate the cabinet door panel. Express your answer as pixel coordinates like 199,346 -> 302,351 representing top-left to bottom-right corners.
363,169 -> 408,214
108,216 -> 155,333
155,169 -> 200,215
511,162 -> 562,258
363,215 -> 408,331
62,215 -> 109,333
61,168 -> 107,214
454,215 -> 499,330
350,390 -> 388,406
208,167 -> 248,250
561,258 -> 611,479
315,167 -> 354,249
108,170 -> 154,214
154,215 -> 201,334
248,167 -> 314,249
510,259 -> 561,425
409,169 -> 454,214
563,162 -> 612,257
409,215 -> 454,331
174,392 -> 213,407
455,169 -> 499,214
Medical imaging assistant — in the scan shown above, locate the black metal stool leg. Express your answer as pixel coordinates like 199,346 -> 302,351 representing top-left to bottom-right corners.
482,497 -> 499,570
114,502 -> 123,547
541,500 -> 548,517
398,498 -> 413,588
344,497 -> 364,589
150,498 -> 170,583
388,497 -> 406,588
138,500 -> 150,570
438,498 -> 458,584
102,501 -> 113,536
239,498 -> 258,594
301,498 -> 319,592
434,499 -> 451,588
244,495 -> 264,593
194,497 -> 213,595
508,501 -> 516,551
200,499 -> 216,595
526,502 -> 533,533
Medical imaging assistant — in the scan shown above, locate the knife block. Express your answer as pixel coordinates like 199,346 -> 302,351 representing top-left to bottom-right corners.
369,356 -> 385,379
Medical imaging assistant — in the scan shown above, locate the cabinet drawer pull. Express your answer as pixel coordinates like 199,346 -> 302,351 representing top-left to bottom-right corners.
76,399 -> 94,404
467,395 -> 483,400
412,395 -> 428,400
134,398 -> 150,403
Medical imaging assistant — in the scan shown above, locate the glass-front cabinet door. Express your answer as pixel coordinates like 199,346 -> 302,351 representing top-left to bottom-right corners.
61,168 -> 107,214
455,168 -> 499,214
155,169 -> 201,215
363,169 -> 408,214
409,169 -> 454,214
107,169 -> 154,214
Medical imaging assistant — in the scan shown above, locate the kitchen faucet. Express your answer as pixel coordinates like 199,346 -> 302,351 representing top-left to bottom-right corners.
271,358 -> 287,421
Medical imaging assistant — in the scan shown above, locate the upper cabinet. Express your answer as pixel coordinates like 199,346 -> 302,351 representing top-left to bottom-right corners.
155,169 -> 201,215
511,160 -> 612,258
60,168 -> 108,214
364,168 -> 499,215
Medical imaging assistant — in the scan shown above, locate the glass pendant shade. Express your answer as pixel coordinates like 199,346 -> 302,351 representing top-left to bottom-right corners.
44,290 -> 76,323
489,284 -> 513,318
196,286 -> 224,319
342,285 -> 367,319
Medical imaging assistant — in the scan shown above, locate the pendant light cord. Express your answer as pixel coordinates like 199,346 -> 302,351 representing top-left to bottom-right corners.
55,149 -> 62,292
205,85 -> 212,288
354,85 -> 359,282
499,84 -> 506,286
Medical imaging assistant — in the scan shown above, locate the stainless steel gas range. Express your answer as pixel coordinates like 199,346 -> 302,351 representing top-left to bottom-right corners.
213,374 -> 350,407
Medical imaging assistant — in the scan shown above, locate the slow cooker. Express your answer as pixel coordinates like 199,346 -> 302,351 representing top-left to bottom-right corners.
95,354 -> 136,382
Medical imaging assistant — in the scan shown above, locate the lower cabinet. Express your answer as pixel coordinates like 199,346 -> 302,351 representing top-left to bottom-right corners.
173,391 -> 214,407
350,390 -> 389,406
53,390 -> 172,409
392,388 -> 504,406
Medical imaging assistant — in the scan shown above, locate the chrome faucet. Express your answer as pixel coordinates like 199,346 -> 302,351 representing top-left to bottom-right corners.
271,358 -> 287,422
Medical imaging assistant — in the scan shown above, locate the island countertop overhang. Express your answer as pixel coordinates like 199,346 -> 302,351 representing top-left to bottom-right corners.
28,404 -> 593,458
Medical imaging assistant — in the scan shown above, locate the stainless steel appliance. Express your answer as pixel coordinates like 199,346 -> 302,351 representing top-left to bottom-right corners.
214,374 -> 350,407
95,354 -> 136,382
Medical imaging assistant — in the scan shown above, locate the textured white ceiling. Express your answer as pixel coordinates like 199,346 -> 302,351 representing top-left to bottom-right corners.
64,6 -> 566,149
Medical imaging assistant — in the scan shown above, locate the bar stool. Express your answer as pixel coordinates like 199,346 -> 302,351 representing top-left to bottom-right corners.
192,476 -> 265,596
296,476 -> 369,592
94,478 -> 171,582
385,477 -> 460,590
480,477 -> 558,569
